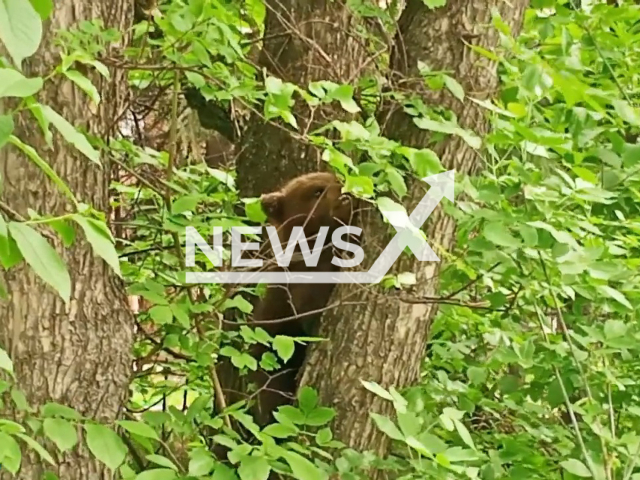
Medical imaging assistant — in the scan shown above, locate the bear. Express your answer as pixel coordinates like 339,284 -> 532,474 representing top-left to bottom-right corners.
248,172 -> 355,425
215,172 -> 357,430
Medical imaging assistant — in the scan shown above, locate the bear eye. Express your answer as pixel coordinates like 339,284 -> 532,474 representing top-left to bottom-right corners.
313,186 -> 325,198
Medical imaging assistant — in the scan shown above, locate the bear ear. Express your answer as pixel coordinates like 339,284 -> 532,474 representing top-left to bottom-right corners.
260,192 -> 284,224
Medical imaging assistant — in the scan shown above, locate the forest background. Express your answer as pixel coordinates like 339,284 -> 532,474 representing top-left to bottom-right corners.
1,0 -> 640,479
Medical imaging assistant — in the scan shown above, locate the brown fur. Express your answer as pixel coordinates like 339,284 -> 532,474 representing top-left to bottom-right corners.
250,172 -> 355,425
215,172 -> 356,432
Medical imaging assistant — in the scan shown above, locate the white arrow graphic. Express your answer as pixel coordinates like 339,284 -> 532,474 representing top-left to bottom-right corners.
186,170 -> 455,284
366,169 -> 455,281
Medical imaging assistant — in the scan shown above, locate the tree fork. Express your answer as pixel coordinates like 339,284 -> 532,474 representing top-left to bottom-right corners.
299,0 -> 529,465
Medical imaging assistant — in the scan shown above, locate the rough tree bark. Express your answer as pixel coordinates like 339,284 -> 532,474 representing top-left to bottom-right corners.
299,0 -> 528,462
220,0 -> 373,424
236,0 -> 371,196
0,1 -> 134,478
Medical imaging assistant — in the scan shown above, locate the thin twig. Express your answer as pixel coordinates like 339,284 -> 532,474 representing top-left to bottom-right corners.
533,303 -> 599,480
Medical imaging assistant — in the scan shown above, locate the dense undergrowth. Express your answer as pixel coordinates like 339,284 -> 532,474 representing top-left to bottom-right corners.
2,0 -> 640,479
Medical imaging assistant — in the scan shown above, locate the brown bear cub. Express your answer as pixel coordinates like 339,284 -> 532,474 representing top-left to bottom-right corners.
255,172 -> 355,330
216,172 -> 356,429
249,172 -> 355,425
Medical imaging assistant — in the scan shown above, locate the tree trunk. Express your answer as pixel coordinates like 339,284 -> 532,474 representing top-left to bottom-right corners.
236,0 -> 370,196
0,1 -> 134,478
299,0 -> 528,461
222,0 -> 372,431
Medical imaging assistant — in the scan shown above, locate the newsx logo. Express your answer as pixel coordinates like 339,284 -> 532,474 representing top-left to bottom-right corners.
187,224 -> 364,269
185,170 -> 454,284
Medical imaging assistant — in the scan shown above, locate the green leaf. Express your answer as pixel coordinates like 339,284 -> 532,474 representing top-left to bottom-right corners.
0,0 -> 42,67
64,70 -> 100,104
507,102 -> 527,117
413,117 -> 481,149
305,407 -> 335,426
8,135 -> 77,203
344,175 -> 375,196
238,455 -> 270,480
0,419 -> 25,434
0,221 -> 8,240
482,222 -> 520,248
28,101 -> 52,145
172,195 -> 200,214
10,388 -> 29,410
315,428 -> 332,445
0,346 -> 14,374
400,147 -> 442,178
330,85 -> 360,113
8,222 -> 71,303
245,199 -> 267,223
386,167 -> 407,197
29,0 -> 52,19
309,82 -> 326,99
0,114 -> 14,148
497,374 -> 520,394
84,423 -> 127,471
517,224 -> 538,247
573,166 -> 599,184
623,144 -> 640,168
323,147 -> 356,174
443,75 -> 464,101
527,221 -> 578,249
134,469 -> 177,480
230,351 -> 255,369
273,335 -> 295,362
0,68 -> 43,98
0,432 -> 21,473
41,402 -> 82,420
370,413 -> 404,441
212,464 -> 239,480
467,366 -> 486,385
0,213 -> 20,269
604,319 -> 627,339
613,100 -> 640,127
274,405 -> 305,424
188,449 -> 215,476
61,52 -> 110,79
522,141 -> 549,158
116,420 -> 159,440
40,105 -> 100,164
360,380 -> 394,400
598,285 -> 632,309
405,436 -> 432,456
15,432 -> 55,465
73,216 -> 121,276
560,459 -> 592,477
262,423 -> 298,438
149,305 -> 173,324
468,97 -> 517,117
521,64 -> 543,92
170,303 -> 190,328
298,386 -> 318,413
453,419 -> 475,450
376,197 -> 411,228
49,219 -> 76,247
282,451 -> 323,480
423,0 -> 446,8
43,418 -> 78,452
146,454 -> 178,470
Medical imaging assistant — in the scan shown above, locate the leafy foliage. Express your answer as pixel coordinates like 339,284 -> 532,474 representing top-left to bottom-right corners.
3,0 -> 640,479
